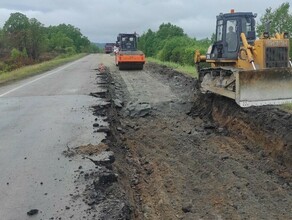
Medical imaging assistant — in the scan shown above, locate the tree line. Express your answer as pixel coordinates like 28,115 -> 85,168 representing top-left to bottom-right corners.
0,12 -> 100,72
1,3 -> 291,73
138,23 -> 211,66
138,2 -> 292,66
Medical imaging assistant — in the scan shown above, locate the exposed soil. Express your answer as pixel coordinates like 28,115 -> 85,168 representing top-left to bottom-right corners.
88,55 -> 292,220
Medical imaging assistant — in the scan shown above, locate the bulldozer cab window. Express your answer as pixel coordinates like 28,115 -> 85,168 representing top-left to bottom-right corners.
216,20 -> 223,41
226,20 -> 238,52
241,18 -> 251,35
241,17 -> 255,41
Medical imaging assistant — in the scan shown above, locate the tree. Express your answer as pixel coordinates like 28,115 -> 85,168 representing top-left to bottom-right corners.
138,22 -> 210,66
158,36 -> 192,62
88,43 -> 102,53
78,36 -> 91,52
138,29 -> 157,57
0,28 -> 6,57
0,11 -> 95,72
46,24 -> 91,53
257,2 -> 292,36
156,23 -> 185,39
27,18 -> 45,59
138,23 -> 186,58
3,12 -> 30,52
48,31 -> 74,52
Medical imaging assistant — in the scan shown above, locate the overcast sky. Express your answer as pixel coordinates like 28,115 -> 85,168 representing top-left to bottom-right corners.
0,0 -> 290,43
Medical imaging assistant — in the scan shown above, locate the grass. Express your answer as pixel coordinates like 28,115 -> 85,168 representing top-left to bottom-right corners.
281,103 -> 292,113
0,53 -> 87,85
146,57 -> 198,77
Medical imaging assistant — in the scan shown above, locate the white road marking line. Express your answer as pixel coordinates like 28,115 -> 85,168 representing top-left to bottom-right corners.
0,58 -> 83,97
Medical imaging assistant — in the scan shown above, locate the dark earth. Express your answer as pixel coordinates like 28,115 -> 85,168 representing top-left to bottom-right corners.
74,54 -> 292,220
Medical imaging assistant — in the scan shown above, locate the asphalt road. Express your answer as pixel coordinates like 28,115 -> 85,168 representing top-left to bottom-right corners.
0,54 -> 105,219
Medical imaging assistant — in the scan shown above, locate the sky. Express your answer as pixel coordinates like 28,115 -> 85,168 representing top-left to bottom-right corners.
0,0 -> 290,43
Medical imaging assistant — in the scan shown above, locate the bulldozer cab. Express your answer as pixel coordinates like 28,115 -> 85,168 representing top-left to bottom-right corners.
211,12 -> 256,60
117,33 -> 138,51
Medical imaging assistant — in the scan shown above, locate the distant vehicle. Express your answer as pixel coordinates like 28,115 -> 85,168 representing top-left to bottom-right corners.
115,33 -> 145,70
104,43 -> 115,54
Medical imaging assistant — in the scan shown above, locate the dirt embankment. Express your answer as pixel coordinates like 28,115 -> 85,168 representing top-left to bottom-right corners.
92,55 -> 292,220
211,98 -> 292,167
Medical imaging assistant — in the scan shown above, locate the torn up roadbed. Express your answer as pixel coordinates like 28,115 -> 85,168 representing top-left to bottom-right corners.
95,55 -> 292,220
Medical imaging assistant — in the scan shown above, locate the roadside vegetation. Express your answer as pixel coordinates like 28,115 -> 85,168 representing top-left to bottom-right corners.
138,23 -> 212,68
139,2 -> 292,72
0,53 -> 86,85
138,23 -> 211,79
282,103 -> 292,113
0,12 -> 102,81
146,57 -> 197,77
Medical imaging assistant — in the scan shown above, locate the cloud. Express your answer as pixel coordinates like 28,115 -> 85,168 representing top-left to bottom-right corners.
0,0 -> 290,42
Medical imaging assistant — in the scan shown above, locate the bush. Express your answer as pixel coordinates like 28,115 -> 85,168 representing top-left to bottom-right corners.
158,36 -> 188,61
139,23 -> 212,67
10,48 -> 23,61
181,47 -> 195,66
170,47 -> 184,63
0,61 -> 10,72
65,47 -> 76,55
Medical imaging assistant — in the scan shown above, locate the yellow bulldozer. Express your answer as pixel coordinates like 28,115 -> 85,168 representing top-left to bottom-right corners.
194,10 -> 292,107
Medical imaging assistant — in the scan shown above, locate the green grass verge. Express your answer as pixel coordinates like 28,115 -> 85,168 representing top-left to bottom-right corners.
281,103 -> 292,113
146,57 -> 198,77
0,53 -> 87,85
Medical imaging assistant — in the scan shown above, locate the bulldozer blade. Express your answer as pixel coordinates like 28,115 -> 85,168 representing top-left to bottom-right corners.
236,68 -> 292,107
